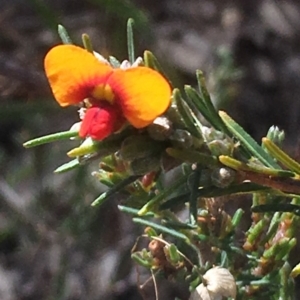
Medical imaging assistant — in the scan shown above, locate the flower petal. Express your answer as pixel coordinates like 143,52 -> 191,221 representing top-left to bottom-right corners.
44,45 -> 113,106
79,105 -> 125,140
108,67 -> 171,128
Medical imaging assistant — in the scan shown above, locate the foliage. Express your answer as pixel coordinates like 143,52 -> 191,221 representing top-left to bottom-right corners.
24,20 -> 300,300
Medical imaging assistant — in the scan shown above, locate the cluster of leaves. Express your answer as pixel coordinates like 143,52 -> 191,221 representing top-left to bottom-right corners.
24,20 -> 300,300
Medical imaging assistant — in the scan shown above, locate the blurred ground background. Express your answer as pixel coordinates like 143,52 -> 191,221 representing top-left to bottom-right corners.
1,0 -> 300,299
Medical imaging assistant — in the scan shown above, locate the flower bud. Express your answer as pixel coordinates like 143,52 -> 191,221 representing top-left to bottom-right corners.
207,140 -> 232,156
201,126 -> 225,142
266,125 -> 285,145
201,126 -> 234,156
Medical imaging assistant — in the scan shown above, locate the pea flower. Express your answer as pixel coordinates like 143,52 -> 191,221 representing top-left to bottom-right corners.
44,45 -> 171,140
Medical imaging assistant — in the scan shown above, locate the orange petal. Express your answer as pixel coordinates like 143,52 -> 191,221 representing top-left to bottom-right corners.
108,67 -> 171,128
44,45 -> 113,106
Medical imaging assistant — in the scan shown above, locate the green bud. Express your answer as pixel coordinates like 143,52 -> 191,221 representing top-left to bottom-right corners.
202,126 -> 226,142
266,125 -> 285,145
207,140 -> 232,156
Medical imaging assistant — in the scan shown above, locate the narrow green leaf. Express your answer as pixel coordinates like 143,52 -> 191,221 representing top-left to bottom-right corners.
247,219 -> 268,245
58,24 -> 72,44
143,51 -> 171,84
262,137 -> 300,175
173,89 -> 202,139
219,155 -> 294,177
196,70 -> 230,135
236,279 -> 271,286
118,205 -> 154,217
91,175 -> 140,207
159,193 -> 189,210
219,111 -> 280,168
69,131 -> 128,158
252,203 -> 300,216
138,175 -> 188,215
184,85 -> 216,128
127,18 -> 135,64
132,218 -> 190,242
54,159 -> 80,173
197,183 -> 270,198
231,208 -> 244,228
109,56 -> 121,68
67,141 -> 100,157
161,220 -> 197,230
99,178 -> 114,188
160,182 -> 270,210
131,253 -> 153,268
82,33 -> 94,53
167,244 -> 181,263
261,212 -> 281,245
23,131 -> 78,148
